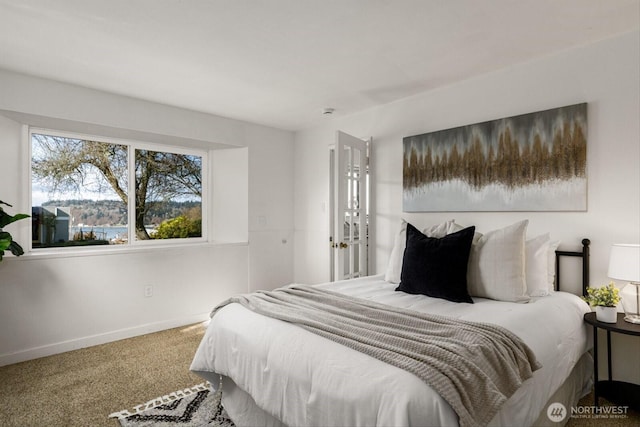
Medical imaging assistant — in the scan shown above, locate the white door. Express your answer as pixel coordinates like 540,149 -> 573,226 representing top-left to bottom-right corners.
330,131 -> 369,281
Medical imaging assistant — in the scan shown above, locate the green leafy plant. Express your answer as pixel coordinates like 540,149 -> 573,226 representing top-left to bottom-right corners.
152,215 -> 201,239
582,282 -> 621,307
0,201 -> 30,261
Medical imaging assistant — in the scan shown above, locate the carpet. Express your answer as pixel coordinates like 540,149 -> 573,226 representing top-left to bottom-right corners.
109,382 -> 235,427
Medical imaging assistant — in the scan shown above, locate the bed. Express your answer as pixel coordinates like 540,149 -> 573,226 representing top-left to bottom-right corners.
191,220 -> 593,427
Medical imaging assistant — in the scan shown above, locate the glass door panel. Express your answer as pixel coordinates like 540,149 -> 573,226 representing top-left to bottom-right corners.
333,131 -> 368,280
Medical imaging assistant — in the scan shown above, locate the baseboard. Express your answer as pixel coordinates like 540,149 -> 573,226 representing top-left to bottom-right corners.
0,313 -> 210,367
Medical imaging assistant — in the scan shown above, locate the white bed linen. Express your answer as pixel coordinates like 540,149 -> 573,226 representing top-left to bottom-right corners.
208,352 -> 592,427
191,274 -> 592,427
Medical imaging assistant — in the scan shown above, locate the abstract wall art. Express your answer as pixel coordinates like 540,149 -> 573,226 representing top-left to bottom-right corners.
403,103 -> 587,212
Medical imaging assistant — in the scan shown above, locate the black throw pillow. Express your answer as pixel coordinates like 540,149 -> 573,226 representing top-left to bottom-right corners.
396,223 -> 475,303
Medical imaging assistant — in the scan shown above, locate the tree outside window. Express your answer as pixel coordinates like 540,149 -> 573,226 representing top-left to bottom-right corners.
31,132 -> 204,249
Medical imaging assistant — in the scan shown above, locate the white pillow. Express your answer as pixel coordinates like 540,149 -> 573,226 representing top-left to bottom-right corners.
384,219 -> 453,284
448,221 -> 483,244
526,233 -> 551,297
384,220 -> 408,283
423,220 -> 453,238
467,220 -> 530,302
547,240 -> 561,292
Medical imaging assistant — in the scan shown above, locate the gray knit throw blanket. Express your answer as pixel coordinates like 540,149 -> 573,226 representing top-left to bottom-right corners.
213,284 -> 542,427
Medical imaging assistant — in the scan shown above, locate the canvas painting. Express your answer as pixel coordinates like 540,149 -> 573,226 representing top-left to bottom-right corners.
403,103 -> 587,212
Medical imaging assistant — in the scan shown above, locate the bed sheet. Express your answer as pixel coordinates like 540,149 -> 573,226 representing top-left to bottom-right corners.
191,274 -> 592,427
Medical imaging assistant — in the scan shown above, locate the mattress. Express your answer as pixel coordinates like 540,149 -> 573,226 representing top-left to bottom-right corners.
191,274 -> 592,426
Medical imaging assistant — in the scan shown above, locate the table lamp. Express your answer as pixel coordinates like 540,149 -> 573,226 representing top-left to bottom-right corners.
608,244 -> 640,324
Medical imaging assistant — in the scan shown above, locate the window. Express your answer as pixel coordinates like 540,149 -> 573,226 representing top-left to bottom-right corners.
31,130 -> 205,249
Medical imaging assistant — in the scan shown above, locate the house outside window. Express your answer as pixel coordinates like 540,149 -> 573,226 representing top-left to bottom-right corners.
30,130 -> 206,250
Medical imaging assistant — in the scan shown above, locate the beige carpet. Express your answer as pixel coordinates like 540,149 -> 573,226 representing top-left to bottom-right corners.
1,322 -> 638,427
567,392 -> 640,427
568,392 -> 640,427
0,323 -> 206,427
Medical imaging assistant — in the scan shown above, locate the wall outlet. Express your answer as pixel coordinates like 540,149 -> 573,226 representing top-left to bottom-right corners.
144,285 -> 153,297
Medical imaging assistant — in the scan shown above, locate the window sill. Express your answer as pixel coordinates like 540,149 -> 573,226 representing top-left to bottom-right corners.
8,240 -> 249,261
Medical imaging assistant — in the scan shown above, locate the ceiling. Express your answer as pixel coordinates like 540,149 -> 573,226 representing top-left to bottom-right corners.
1,1 -> 638,131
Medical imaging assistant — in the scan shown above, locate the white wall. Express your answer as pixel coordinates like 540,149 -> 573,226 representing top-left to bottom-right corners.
294,32 -> 640,382
0,70 -> 294,365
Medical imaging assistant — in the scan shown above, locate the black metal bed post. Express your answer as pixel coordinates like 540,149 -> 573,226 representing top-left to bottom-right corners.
581,238 -> 591,297
555,238 -> 591,295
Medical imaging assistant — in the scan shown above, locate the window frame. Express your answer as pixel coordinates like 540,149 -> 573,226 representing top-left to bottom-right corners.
28,127 -> 209,254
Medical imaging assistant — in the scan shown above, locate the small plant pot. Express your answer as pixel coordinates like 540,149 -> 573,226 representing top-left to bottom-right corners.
595,306 -> 617,323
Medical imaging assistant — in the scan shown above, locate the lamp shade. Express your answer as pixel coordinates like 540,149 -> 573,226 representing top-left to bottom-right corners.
607,244 -> 640,282
608,244 -> 640,324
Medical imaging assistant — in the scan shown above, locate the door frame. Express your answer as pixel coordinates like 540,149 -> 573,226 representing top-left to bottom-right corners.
329,131 -> 373,281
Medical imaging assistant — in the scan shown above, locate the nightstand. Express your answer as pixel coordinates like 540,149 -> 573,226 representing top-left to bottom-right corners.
583,312 -> 640,410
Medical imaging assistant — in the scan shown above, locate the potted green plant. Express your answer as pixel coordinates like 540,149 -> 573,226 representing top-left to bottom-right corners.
583,282 -> 620,323
0,200 -> 30,261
